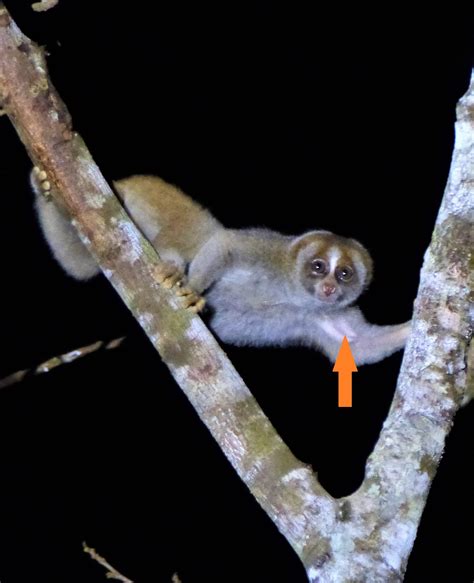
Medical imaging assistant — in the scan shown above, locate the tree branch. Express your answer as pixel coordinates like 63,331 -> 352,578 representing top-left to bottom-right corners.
83,542 -> 135,583
0,2 -> 329,562
31,0 -> 59,13
303,72 -> 473,580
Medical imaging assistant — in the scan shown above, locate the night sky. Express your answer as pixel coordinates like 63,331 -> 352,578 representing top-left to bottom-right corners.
0,2 -> 472,582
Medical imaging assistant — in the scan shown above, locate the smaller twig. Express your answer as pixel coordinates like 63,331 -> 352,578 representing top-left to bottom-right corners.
83,542 -> 134,583
0,336 -> 125,390
0,369 -> 28,389
31,0 -> 59,12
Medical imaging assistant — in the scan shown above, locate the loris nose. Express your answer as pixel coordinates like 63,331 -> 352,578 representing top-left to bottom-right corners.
323,283 -> 337,297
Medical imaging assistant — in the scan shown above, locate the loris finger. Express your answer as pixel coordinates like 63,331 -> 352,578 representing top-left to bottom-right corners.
176,286 -> 206,312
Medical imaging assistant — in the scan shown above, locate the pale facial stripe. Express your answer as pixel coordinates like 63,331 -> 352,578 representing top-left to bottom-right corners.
327,246 -> 342,273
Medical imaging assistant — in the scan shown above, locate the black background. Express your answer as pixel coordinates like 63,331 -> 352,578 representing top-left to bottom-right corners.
0,2 -> 472,582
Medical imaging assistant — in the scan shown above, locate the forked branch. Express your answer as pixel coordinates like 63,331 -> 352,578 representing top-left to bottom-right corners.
0,5 -> 471,581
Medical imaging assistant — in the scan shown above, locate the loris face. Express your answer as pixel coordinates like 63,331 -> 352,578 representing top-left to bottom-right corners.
290,231 -> 373,308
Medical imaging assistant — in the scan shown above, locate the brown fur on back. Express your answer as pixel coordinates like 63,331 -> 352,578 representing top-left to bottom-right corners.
114,175 -> 222,261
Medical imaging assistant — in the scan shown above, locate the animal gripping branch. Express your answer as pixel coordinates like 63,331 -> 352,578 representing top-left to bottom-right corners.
0,5 -> 472,580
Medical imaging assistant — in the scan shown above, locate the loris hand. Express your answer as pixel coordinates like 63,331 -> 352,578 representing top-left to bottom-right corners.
152,262 -> 206,313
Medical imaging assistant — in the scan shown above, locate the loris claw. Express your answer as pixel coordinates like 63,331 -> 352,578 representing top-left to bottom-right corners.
32,172 -> 411,365
152,261 -> 185,290
31,165 -> 52,199
175,285 -> 206,313
152,262 -> 206,313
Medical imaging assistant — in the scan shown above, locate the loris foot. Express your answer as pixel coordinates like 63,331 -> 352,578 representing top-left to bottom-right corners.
31,166 -> 52,199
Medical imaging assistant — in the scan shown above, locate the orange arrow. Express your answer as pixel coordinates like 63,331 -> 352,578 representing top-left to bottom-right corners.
332,336 -> 358,407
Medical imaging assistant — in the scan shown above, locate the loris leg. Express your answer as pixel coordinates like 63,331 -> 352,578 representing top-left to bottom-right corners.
33,167 -> 204,311
32,167 -> 100,280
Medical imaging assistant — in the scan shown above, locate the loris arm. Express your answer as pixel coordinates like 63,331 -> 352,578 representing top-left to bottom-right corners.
209,302 -> 410,365
187,230 -> 233,292
188,228 -> 285,293
320,308 -> 411,364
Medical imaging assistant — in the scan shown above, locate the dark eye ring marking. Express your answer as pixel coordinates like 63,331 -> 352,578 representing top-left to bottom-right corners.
335,265 -> 354,282
310,259 -> 327,276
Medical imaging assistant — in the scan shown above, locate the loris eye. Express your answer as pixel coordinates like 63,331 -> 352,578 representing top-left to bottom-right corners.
336,266 -> 354,282
310,259 -> 327,275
